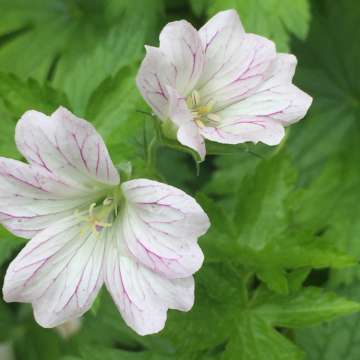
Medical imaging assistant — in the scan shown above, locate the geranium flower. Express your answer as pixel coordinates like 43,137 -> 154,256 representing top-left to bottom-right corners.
0,107 -> 210,335
136,9 -> 312,160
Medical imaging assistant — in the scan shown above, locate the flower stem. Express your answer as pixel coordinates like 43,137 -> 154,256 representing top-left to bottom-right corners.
147,136 -> 158,170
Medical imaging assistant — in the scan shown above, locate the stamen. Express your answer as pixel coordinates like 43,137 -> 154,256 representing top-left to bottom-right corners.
103,197 -> 113,206
192,90 -> 200,107
195,119 -> 205,128
89,203 -> 96,216
186,90 -> 220,128
75,200 -> 114,238
206,113 -> 221,124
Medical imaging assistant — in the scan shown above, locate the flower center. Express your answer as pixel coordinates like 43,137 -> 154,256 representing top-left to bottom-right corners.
186,90 -> 221,128
75,187 -> 122,237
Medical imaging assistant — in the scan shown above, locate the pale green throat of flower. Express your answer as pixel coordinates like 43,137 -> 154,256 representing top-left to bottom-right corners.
186,90 -> 221,128
75,186 -> 123,237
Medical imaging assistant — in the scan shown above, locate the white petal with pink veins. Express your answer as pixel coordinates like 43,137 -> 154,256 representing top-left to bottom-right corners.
136,46 -> 177,120
16,107 -> 120,188
159,20 -> 205,96
198,33 -> 276,111
105,225 -> 195,336
0,158 -> 104,238
3,215 -> 106,328
198,10 -> 245,88
201,116 -> 285,146
121,179 -> 209,279
233,54 -> 313,125
225,84 -> 312,126
136,10 -> 312,158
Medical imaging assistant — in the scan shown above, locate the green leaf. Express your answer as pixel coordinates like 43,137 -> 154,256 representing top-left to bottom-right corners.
53,0 -> 164,115
157,262 -> 247,354
288,268 -> 311,292
0,0 -> 164,86
0,299 -> 15,342
254,287 -> 360,328
207,0 -> 311,51
198,153 -> 356,294
189,0 -> 210,17
0,73 -> 68,120
222,314 -> 303,360
157,262 -> 359,359
234,152 -> 297,249
204,144 -> 269,198
14,322 -> 62,360
0,228 -> 24,267
195,193 -> 237,261
289,0 -> 360,179
0,73 -> 67,164
78,292 -> 141,351
295,283 -> 360,360
211,279 -> 359,359
289,124 -> 360,286
84,67 -> 150,176
80,346 -> 169,360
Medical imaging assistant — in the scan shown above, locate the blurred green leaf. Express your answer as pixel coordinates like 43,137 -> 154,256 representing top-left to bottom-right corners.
156,262 -> 247,354
295,283 -> 360,360
0,72 -> 68,167
255,287 -> 360,328
80,347 -> 170,360
289,0 -> 360,179
233,153 -> 296,249
222,314 -> 303,360
156,263 -> 359,359
0,99 -> 18,158
0,0 -> 164,87
0,228 -> 24,267
78,292 -> 141,351
207,0 -> 310,51
0,300 -> 15,342
53,0 -> 164,115
84,66 -> 152,177
0,73 -> 68,119
290,124 -> 360,286
204,144 -> 270,198
14,322 -> 62,360
189,0 -> 210,17
198,152 -> 356,294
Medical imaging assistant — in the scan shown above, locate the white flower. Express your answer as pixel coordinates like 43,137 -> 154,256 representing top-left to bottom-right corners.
136,9 -> 312,160
0,107 -> 210,335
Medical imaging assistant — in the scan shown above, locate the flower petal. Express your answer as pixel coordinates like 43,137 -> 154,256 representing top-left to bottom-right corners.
0,158 -> 104,238
167,86 -> 206,160
15,107 -> 120,187
198,11 -> 276,110
200,34 -> 276,110
3,215 -> 105,327
136,46 -> 176,120
105,228 -> 194,336
230,54 -> 313,125
121,179 -> 209,279
198,9 -> 245,86
159,20 -> 205,95
201,116 -> 285,146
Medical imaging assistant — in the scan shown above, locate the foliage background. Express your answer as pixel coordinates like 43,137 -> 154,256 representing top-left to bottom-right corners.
0,0 -> 360,359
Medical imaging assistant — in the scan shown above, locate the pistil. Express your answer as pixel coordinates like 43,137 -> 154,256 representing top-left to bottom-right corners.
187,90 -> 221,128
75,194 -> 120,237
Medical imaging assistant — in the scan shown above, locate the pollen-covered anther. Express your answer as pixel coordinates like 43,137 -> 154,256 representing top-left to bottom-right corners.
76,202 -> 113,237
187,90 -> 221,128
